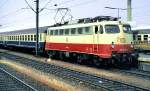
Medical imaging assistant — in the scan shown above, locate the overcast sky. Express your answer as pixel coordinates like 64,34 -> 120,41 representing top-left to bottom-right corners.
0,0 -> 150,32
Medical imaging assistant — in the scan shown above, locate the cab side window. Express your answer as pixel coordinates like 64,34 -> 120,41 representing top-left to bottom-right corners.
95,26 -> 98,34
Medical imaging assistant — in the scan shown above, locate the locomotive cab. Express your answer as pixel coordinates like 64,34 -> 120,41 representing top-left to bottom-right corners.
93,21 -> 138,67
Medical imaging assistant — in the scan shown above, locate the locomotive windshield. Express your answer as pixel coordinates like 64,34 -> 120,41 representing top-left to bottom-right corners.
123,25 -> 132,33
105,25 -> 120,33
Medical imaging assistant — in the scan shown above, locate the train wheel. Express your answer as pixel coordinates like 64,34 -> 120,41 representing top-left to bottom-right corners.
93,57 -> 102,67
59,52 -> 64,60
131,57 -> 139,68
107,58 -> 114,68
77,55 -> 82,64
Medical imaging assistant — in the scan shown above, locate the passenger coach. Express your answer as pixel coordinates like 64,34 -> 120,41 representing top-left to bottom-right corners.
133,28 -> 150,51
0,26 -> 48,52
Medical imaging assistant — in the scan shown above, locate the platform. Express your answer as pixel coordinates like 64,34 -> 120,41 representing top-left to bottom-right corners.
138,53 -> 150,72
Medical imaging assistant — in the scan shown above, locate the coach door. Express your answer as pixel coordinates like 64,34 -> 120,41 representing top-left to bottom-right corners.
93,26 -> 99,53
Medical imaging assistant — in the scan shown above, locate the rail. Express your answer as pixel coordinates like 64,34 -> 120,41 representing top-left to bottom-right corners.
0,67 -> 39,91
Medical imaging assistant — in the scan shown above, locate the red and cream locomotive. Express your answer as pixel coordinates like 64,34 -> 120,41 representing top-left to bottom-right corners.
45,16 -> 138,67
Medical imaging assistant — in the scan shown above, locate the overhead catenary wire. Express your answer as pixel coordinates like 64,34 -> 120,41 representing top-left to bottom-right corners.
24,0 -> 36,12
39,0 -> 52,12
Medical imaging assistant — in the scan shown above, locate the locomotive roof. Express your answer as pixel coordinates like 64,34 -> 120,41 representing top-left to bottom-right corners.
0,26 -> 49,35
47,21 -> 129,30
133,29 -> 150,34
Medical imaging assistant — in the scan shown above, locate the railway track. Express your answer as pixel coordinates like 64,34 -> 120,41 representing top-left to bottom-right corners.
0,67 -> 38,91
0,52 -> 149,91
118,69 -> 150,79
0,64 -> 56,91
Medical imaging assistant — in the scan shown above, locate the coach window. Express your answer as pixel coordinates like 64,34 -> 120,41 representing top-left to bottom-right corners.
16,36 -> 18,40
54,30 -> 58,35
14,36 -> 15,40
19,35 -> 21,41
77,28 -> 83,34
65,29 -> 69,35
23,35 -> 25,41
71,28 -> 76,35
99,25 -> 103,34
17,36 -> 19,40
137,35 -> 141,41
34,35 -> 36,41
28,35 -> 30,41
144,35 -> 148,41
25,35 -> 27,41
95,26 -> 98,34
16,36 -> 17,41
31,35 -> 33,41
59,29 -> 64,35
17,36 -> 19,41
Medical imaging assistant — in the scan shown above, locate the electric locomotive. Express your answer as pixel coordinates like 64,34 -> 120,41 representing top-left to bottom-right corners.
45,16 -> 138,67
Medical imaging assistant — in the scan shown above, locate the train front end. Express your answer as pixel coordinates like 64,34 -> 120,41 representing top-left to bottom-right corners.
101,21 -> 138,67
